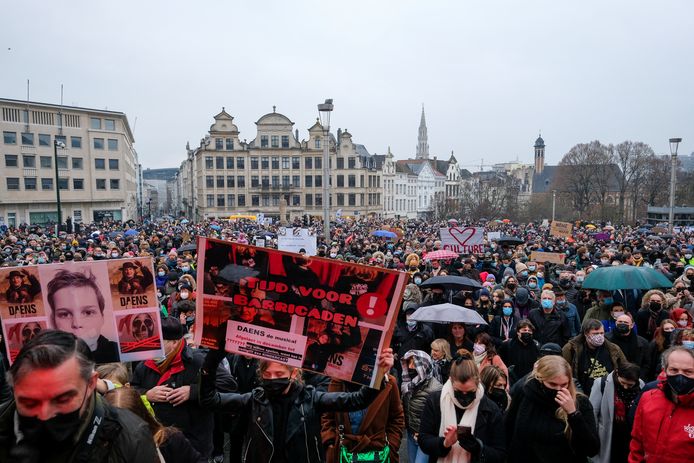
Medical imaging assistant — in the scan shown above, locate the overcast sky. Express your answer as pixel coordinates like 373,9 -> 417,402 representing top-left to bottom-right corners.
2,1 -> 692,170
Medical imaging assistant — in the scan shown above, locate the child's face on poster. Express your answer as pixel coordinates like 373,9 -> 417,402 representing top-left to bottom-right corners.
52,286 -> 104,340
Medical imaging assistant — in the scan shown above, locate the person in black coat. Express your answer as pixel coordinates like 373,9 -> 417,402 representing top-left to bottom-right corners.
392,303 -> 434,373
528,290 -> 571,347
499,319 -> 541,386
488,298 -> 520,346
605,313 -> 650,380
418,352 -> 506,463
505,355 -> 599,463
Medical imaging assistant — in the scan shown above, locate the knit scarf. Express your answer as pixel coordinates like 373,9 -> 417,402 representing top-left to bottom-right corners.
438,379 -> 484,463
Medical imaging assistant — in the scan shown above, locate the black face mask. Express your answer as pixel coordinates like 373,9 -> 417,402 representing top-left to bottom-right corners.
667,374 -> 694,395
649,301 -> 662,313
615,324 -> 630,335
18,389 -> 89,443
539,381 -> 559,402
454,390 -> 476,407
559,279 -> 571,288
519,332 -> 533,343
407,368 -> 418,379
488,387 -> 508,410
261,378 -> 291,398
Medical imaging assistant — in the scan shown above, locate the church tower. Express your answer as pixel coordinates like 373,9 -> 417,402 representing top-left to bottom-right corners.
534,132 -> 545,174
416,106 -> 429,160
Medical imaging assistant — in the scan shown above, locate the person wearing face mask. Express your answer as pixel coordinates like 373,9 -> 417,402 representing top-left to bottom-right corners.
178,260 -> 197,279
0,330 -> 158,463
499,320 -> 541,386
472,333 -> 509,382
562,319 -> 627,393
488,299 -> 519,346
392,303 -> 434,378
155,265 -> 169,289
672,307 -> 693,329
584,290 -> 615,323
634,290 -> 670,341
629,346 -> 694,463
418,351 -> 507,463
505,355 -> 599,463
514,262 -> 530,285
528,290 -> 571,346
400,350 -> 442,463
589,362 -> 644,463
554,288 -> 581,337
503,276 -> 519,299
480,365 -> 510,412
200,341 -> 393,463
646,319 -> 677,381
606,313 -> 650,381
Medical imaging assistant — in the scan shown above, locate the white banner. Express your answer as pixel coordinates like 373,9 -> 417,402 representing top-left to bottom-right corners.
439,227 -> 485,254
278,227 -> 317,256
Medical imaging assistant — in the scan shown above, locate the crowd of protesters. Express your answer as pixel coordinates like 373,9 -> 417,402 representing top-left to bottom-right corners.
0,216 -> 693,463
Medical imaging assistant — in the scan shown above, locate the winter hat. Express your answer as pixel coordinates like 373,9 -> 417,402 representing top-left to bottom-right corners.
515,287 -> 530,305
515,263 -> 528,273
403,301 -> 419,314
479,288 -> 491,298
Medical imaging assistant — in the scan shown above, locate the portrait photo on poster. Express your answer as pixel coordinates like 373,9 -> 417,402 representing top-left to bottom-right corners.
0,266 -> 45,319
39,261 -> 121,363
107,257 -> 157,310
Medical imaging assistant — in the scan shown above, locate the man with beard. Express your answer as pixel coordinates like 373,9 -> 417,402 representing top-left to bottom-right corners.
0,330 -> 157,462
5,270 -> 40,304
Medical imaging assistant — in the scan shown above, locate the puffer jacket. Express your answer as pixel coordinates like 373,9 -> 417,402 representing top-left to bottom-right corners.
629,376 -> 694,463
403,376 -> 442,434
200,369 -> 380,463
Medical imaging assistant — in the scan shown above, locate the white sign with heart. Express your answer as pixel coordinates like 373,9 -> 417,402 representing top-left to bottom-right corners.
439,227 -> 485,254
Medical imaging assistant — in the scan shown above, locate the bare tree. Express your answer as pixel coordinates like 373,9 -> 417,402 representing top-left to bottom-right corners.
614,141 -> 655,222
460,173 -> 519,221
634,155 -> 671,219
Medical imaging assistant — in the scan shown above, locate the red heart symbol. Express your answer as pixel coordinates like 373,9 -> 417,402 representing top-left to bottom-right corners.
448,227 -> 476,246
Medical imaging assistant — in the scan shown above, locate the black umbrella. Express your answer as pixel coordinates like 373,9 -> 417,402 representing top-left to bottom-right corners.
420,275 -> 483,291
178,243 -> 197,253
496,236 -> 524,246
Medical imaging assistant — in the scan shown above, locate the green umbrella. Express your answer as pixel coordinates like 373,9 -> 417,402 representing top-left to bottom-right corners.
582,266 -> 672,290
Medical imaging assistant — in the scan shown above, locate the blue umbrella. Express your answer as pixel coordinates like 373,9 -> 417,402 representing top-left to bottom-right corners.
371,230 -> 397,239
180,219 -> 189,224
210,224 -> 221,231
124,229 -> 138,237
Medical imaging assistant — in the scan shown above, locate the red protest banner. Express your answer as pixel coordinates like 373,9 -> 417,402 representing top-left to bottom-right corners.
194,237 -> 407,388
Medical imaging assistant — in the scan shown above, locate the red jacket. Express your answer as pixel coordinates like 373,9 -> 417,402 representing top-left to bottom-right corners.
629,374 -> 694,463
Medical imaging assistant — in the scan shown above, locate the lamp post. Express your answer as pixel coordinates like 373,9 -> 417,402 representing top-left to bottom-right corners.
318,99 -> 333,242
53,140 -> 66,233
668,137 -> 682,233
552,189 -> 556,222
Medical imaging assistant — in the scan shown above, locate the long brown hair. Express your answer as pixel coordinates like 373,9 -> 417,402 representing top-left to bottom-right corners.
449,349 -> 480,384
104,387 -> 173,446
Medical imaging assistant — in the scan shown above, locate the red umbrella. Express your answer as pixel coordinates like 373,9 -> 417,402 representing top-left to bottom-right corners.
424,249 -> 459,260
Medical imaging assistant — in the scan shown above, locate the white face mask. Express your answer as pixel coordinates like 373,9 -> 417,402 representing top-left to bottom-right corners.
677,319 -> 688,327
180,291 -> 190,300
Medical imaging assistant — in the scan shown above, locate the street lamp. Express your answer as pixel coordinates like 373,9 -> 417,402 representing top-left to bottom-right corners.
668,137 -> 682,233
552,189 -> 556,222
318,98 -> 333,241
53,139 -> 66,233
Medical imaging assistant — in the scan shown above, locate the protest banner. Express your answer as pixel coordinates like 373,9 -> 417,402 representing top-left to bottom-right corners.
530,251 -> 566,265
439,227 -> 485,254
487,231 -> 501,241
0,258 -> 164,364
194,237 -> 408,388
278,227 -> 317,256
550,220 -> 573,239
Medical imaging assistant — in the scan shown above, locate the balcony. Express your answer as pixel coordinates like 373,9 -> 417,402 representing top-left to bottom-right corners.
259,184 -> 295,191
20,145 -> 36,154
23,168 -> 37,177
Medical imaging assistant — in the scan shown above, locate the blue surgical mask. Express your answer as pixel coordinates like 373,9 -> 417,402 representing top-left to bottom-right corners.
541,299 -> 553,310
406,320 -> 417,331
528,282 -> 537,289
414,277 -> 422,285
682,340 -> 694,349
603,297 -> 614,305
528,266 -> 536,271
503,307 -> 513,316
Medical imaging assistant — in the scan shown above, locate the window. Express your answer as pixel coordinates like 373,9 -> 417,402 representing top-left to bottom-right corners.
93,138 -> 104,150
272,176 -> 279,187
107,139 -> 118,150
3,131 -> 17,144
227,194 -> 235,207
292,175 -> 300,187
282,157 -> 289,169
73,178 -> 84,190
109,159 -> 119,170
207,194 -> 214,207
289,156 -> 299,169
96,179 -> 106,190
305,194 -> 313,206
305,157 -> 312,169
4,154 -> 18,167
7,178 -> 19,190
226,138 -> 233,150
24,178 -> 37,190
336,158 -> 344,169
271,136 -> 279,148
216,156 -> 224,169
261,176 -> 269,187
305,175 -> 313,187
57,156 -> 68,169
72,157 -> 83,169
216,175 -> 225,188
292,194 -> 300,206
39,134 -> 51,146
104,119 -> 115,131
348,157 -> 355,169
272,194 -> 280,206
271,157 -> 279,169
348,175 -> 356,187
237,194 -> 246,206
41,178 -> 53,190
90,118 -> 101,129
226,157 -> 234,169
71,136 -> 82,148
217,195 -> 225,207
252,195 -> 260,206
23,155 -> 36,168
348,193 -> 356,206
262,195 -> 269,207
261,135 -> 269,148
251,157 -> 259,169
315,138 -> 321,149
337,175 -> 344,187
59,178 -> 69,190
227,175 -> 235,188
206,176 -> 214,188
337,193 -> 344,206
21,132 -> 34,145
215,138 -> 223,150
315,194 -> 322,206
236,157 -> 244,169
261,157 -> 269,169
315,175 -> 322,187
205,156 -> 213,169
251,176 -> 259,187
40,156 -> 52,168
282,135 -> 290,148
237,176 -> 245,187
315,157 -> 322,169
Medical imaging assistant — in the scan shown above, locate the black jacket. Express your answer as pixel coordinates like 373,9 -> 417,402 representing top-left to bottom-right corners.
200,370 -> 380,463
0,394 -> 158,463
498,337 -> 540,385
606,330 -> 650,380
392,322 -> 434,360
418,390 -> 506,463
505,378 -> 599,463
527,308 -> 571,346
634,308 -> 669,341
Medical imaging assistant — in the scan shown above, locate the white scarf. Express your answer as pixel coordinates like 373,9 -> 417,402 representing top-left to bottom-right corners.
438,379 -> 484,463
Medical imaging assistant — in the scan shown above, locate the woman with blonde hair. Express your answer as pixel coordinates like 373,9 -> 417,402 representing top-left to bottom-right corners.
505,355 -> 599,463
635,289 -> 669,341
431,338 -> 452,383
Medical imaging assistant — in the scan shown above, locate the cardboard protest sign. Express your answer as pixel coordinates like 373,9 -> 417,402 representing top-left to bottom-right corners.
0,258 -> 164,364
439,227 -> 485,254
550,220 -> 573,239
194,237 -> 408,388
278,227 -> 317,256
487,231 -> 501,241
530,251 -> 566,265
